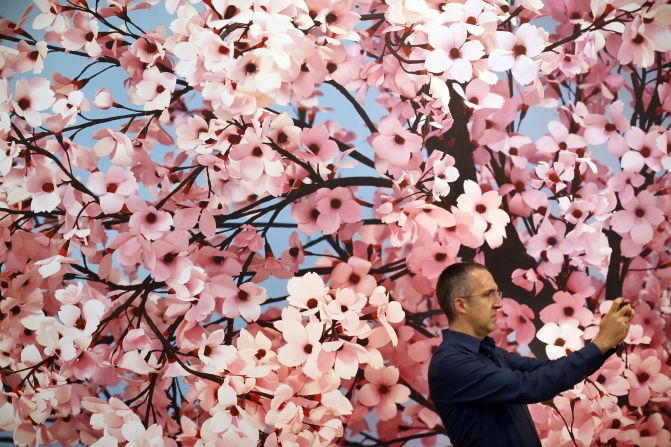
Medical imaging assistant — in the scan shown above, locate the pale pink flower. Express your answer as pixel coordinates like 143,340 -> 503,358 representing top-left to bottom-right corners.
26,164 -> 61,212
331,257 -> 377,296
326,287 -> 367,326
610,191 -> 664,246
277,319 -> 323,369
536,322 -> 584,359
621,127 -> 663,172
461,78 -> 504,110
265,384 -> 302,432
94,88 -> 114,109
315,187 -> 362,234
87,166 -> 137,214
425,23 -> 484,82
428,152 -> 459,199
536,121 -> 586,154
370,115 -> 423,176
229,130 -> 283,181
455,180 -> 510,248
607,171 -> 644,204
133,66 -> 176,111
121,419 -> 166,447
527,219 -> 571,265
147,231 -> 192,284
539,291 -> 593,327
127,196 -> 173,240
623,349 -> 671,407
439,0 -> 497,36
621,413 -> 671,447
93,129 -> 135,166
488,23 -> 546,85
61,13 -> 101,57
286,271 -> 330,313
583,100 -> 629,151
299,124 -> 339,164
500,298 -> 536,345
197,329 -> 236,369
12,77 -> 55,127
406,241 -> 458,280
358,365 -> 410,421
589,355 -> 630,397
617,17 -> 657,68
221,282 -> 267,322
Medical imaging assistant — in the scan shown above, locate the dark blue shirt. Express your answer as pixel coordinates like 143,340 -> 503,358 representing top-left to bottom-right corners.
428,329 -> 614,447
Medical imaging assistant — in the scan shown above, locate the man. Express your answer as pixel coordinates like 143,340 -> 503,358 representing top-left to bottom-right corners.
428,262 -> 634,446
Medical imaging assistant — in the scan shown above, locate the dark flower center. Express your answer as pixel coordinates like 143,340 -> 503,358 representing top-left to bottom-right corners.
145,212 -> 157,223
224,5 -> 238,19
245,62 -> 257,74
330,198 -> 342,209
394,134 -> 405,145
238,290 -> 249,301
449,47 -> 461,59
513,44 -> 527,57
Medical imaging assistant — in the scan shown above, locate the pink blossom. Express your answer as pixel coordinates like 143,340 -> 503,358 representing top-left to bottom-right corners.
286,271 -> 330,314
12,77 -> 55,127
94,88 -> 114,109
500,298 -> 536,345
315,187 -> 362,235
277,318 -> 324,372
331,257 -> 376,296
358,365 -> 410,420
93,129 -> 135,166
25,164 -> 61,212
536,121 -> 586,154
133,66 -> 177,111
87,166 -> 138,214
610,191 -> 664,246
221,282 -> 267,322
455,180 -> 510,248
539,291 -> 593,327
488,23 -> 546,85
621,127 -> 664,172
425,23 -> 484,82
536,322 -> 584,359
588,355 -> 630,397
127,196 -> 173,241
370,115 -> 423,176
623,349 -> 671,407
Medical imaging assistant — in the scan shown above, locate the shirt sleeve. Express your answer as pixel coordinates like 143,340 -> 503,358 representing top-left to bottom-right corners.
499,349 -> 546,372
434,342 -> 607,405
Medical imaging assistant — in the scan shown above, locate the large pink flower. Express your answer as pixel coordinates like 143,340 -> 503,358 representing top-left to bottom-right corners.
488,23 -> 545,85
12,77 -> 55,127
455,180 -> 510,248
425,23 -> 484,82
370,115 -> 423,175
358,365 -> 410,420
87,166 -> 138,214
315,187 -> 362,234
221,282 -> 267,322
539,291 -> 593,327
536,322 -> 584,359
623,349 -> 671,407
127,196 -> 173,241
610,191 -> 664,246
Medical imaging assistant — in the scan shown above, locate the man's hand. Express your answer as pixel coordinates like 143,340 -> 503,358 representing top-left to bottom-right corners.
593,297 -> 635,354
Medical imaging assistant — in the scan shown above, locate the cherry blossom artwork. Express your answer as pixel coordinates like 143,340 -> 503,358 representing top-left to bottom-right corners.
0,0 -> 670,446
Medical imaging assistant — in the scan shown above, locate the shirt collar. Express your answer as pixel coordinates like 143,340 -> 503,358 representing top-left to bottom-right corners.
441,328 -> 490,353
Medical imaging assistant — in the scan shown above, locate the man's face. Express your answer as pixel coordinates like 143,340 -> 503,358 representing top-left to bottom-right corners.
462,268 -> 503,339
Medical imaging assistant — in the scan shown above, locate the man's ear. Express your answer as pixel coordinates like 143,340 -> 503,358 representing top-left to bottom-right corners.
452,297 -> 469,316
